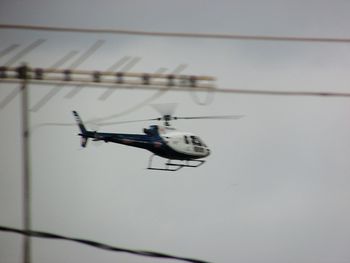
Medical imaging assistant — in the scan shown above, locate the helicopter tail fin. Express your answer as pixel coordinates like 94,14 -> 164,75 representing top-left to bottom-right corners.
72,110 -> 89,147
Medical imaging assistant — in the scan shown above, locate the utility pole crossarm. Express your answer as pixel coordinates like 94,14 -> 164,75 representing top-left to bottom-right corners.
0,65 -> 216,88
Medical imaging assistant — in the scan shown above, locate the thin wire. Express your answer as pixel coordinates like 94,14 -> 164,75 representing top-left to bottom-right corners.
0,225 -> 211,263
3,39 -> 46,67
0,44 -> 20,59
214,87 -> 350,97
1,24 -> 350,43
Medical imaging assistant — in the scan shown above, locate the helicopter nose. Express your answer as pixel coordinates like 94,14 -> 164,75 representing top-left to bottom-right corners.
206,148 -> 211,156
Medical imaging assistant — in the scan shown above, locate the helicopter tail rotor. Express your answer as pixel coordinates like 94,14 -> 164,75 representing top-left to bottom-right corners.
80,136 -> 89,148
72,111 -> 90,147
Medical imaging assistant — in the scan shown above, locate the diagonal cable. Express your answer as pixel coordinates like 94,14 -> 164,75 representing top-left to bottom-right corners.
30,50 -> 78,112
91,67 -> 169,126
0,225 -> 211,263
3,39 -> 46,67
65,56 -> 131,99
31,67 -> 169,130
30,65 -> 187,131
98,56 -> 141,101
91,64 -> 187,124
0,39 -> 46,109
30,40 -> 105,111
0,44 -> 20,59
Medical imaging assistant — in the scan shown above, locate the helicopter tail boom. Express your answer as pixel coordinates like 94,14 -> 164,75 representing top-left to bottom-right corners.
72,110 -> 89,147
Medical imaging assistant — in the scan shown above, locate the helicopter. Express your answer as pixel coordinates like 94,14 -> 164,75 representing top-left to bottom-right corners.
72,105 -> 243,171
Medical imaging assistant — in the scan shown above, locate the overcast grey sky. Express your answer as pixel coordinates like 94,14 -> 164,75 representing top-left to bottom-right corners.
1,1 -> 350,263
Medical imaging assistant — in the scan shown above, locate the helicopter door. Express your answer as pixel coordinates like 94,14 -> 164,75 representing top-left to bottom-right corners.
182,135 -> 193,153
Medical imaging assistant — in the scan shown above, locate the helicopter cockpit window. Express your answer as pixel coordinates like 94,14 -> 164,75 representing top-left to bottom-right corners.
191,136 -> 202,146
184,136 -> 189,144
144,126 -> 158,136
198,137 -> 207,147
190,136 -> 207,147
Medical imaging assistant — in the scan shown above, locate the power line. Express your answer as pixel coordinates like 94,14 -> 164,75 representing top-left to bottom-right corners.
1,24 -> 350,43
0,225 -> 211,263
213,87 -> 350,97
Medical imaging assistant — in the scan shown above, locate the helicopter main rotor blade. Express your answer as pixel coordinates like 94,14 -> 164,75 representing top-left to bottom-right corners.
91,114 -> 243,126
95,118 -> 160,126
174,115 -> 244,120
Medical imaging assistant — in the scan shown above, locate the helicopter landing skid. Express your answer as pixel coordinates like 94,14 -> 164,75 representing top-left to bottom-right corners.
147,155 -> 205,172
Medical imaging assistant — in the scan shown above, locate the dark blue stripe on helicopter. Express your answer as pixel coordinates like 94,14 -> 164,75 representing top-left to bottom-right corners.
83,131 -> 201,160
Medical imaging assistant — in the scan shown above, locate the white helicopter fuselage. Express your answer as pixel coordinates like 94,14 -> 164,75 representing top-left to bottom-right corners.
157,125 -> 210,159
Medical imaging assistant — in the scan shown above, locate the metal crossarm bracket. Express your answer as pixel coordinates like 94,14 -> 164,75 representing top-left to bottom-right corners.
0,65 -> 216,89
